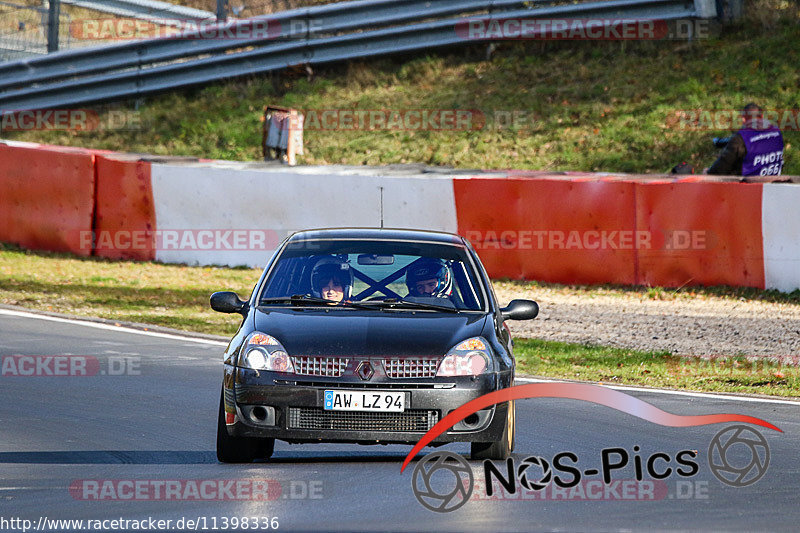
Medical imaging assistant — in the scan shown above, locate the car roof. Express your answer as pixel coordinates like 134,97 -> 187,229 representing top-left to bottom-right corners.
286,228 -> 466,246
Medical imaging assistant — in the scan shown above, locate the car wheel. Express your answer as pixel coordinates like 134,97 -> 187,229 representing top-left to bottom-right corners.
470,400 -> 515,460
216,390 -> 275,463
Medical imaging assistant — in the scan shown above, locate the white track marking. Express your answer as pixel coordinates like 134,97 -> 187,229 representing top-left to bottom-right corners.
0,308 -> 227,346
516,377 -> 800,405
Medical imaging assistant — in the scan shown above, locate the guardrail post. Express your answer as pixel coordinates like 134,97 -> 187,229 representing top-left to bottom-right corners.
216,0 -> 229,22
713,0 -> 743,22
47,0 -> 60,53
694,0 -> 718,18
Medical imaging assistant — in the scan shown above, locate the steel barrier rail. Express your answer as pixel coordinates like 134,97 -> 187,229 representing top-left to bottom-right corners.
0,0 -> 709,112
0,0 -> 537,92
60,0 -> 216,21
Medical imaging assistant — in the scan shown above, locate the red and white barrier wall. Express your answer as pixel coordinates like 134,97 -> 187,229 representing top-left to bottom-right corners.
1,140 -> 798,292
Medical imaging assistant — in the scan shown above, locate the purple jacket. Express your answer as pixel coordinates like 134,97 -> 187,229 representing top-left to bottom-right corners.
739,122 -> 784,177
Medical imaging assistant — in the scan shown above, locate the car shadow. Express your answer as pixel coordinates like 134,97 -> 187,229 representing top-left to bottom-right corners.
0,450 -> 438,464
0,450 -> 217,464
259,451 -> 420,463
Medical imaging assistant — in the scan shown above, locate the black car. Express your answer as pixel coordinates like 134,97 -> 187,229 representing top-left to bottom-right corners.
211,228 -> 538,462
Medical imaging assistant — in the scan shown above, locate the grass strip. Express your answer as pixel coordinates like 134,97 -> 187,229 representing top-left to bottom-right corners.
515,339 -> 799,398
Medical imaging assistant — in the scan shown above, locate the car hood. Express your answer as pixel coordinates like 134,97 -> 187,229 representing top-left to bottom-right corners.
253,308 -> 488,357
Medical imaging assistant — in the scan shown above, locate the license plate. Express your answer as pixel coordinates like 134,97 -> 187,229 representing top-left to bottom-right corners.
323,390 -> 405,412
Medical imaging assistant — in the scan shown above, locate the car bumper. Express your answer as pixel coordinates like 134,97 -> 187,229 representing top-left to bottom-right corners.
222,364 -> 512,445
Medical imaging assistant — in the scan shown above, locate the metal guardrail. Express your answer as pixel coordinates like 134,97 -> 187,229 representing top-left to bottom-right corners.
0,0 -> 503,91
0,0 -> 714,113
60,0 -> 216,21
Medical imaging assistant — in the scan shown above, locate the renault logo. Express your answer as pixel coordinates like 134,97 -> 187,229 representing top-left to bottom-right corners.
356,361 -> 374,380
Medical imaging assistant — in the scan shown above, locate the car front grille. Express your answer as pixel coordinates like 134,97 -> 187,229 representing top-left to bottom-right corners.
288,408 -> 439,432
274,380 -> 449,389
384,358 -> 439,378
291,356 -> 349,377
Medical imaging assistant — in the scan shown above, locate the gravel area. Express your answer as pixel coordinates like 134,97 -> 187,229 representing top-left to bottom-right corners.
493,283 -> 800,358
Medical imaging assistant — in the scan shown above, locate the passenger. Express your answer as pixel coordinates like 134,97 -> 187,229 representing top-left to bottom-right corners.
405,258 -> 453,299
310,258 -> 353,304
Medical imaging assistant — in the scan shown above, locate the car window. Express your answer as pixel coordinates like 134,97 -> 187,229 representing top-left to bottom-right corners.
259,240 -> 486,311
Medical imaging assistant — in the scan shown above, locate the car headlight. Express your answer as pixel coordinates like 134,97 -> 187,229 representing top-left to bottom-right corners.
437,337 -> 492,377
240,332 -> 294,373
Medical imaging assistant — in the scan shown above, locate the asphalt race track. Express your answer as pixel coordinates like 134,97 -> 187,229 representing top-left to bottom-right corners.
1,309 -> 798,532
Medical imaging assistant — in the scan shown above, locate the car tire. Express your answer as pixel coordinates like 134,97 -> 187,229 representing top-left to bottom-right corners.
470,400 -> 515,461
216,390 -> 275,463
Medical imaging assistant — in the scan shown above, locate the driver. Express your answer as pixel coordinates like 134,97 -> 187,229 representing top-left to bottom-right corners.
405,258 -> 452,299
310,257 -> 353,304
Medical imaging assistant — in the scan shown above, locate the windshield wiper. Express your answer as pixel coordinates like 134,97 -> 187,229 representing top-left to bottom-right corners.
356,298 -> 460,313
261,295 -> 337,305
259,295 -> 372,309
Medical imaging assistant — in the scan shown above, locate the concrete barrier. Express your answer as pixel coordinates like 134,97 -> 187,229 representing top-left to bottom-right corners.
94,154 -> 156,261
149,162 -> 458,267
762,183 -> 800,292
0,141 -> 96,256
454,177 -> 638,285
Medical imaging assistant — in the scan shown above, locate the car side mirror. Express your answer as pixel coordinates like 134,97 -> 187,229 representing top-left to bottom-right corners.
210,291 -> 248,315
501,299 -> 539,320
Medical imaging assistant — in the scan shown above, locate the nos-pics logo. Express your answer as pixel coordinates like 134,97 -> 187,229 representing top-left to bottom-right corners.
402,384 -> 779,513
412,425 -> 770,513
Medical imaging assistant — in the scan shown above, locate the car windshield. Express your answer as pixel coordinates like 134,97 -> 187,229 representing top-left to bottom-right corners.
258,239 -> 486,311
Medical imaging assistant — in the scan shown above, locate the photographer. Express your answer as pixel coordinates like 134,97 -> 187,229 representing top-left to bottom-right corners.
706,103 -> 784,177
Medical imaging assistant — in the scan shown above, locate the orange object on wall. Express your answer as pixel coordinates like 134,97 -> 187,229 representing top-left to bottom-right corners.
454,176 -> 638,285
635,182 -> 764,288
0,143 -> 95,256
93,154 -> 156,261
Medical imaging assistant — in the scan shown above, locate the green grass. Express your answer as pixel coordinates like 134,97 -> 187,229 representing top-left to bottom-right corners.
2,244 -> 798,398
515,339 -> 800,397
3,6 -> 799,174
